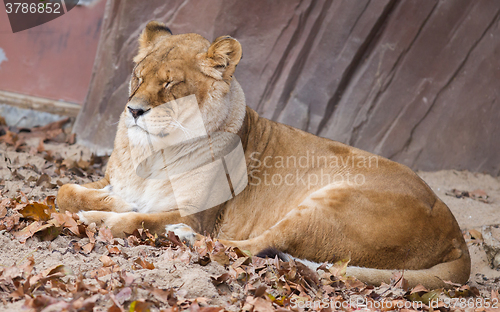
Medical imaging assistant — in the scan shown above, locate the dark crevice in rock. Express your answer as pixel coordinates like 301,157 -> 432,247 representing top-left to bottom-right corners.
370,0 -> 439,153
255,0 -> 317,114
390,8 -> 500,163
259,2 -> 302,78
316,0 -> 398,136
270,0 -> 333,121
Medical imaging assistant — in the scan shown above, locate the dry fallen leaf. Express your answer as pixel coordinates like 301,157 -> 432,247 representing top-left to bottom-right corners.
51,211 -> 80,236
13,221 -> 52,243
328,258 -> 350,277
468,228 -> 483,241
18,202 -> 56,221
107,245 -> 121,255
0,199 -> 8,218
82,243 -> 94,254
410,284 -> 428,294
133,257 -> 155,270
129,300 -> 151,312
98,226 -> 114,244
99,255 -> 117,267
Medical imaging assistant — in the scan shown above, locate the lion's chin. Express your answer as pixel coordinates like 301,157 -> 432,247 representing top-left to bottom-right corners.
127,124 -> 148,134
127,125 -> 174,149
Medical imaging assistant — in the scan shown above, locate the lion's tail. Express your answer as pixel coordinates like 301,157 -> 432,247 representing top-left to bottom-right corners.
346,254 -> 470,289
256,247 -> 470,289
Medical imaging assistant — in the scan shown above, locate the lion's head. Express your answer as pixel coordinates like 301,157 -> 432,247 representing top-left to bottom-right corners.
124,21 -> 245,143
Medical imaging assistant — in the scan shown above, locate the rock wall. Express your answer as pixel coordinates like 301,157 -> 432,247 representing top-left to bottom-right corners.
74,0 -> 500,176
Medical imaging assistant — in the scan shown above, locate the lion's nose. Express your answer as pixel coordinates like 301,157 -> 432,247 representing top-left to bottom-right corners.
128,106 -> 149,120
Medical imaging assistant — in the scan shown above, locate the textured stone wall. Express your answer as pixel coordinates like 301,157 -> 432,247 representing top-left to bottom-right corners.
74,0 -> 500,176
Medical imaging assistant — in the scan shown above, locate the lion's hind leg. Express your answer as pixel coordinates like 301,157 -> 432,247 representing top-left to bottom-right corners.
216,204 -> 334,261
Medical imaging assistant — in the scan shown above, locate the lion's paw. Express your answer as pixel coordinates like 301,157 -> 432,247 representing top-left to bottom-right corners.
76,211 -> 114,227
165,223 -> 198,246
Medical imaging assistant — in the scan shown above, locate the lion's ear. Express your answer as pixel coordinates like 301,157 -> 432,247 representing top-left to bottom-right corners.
206,36 -> 242,80
139,21 -> 172,50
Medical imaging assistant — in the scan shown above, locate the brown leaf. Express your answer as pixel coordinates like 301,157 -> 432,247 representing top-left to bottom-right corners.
99,255 -> 116,267
37,117 -> 70,132
36,173 -> 55,189
244,296 -> 274,312
231,256 -> 250,269
392,271 -> 410,291
44,128 -> 65,142
329,258 -> 350,277
77,159 -> 90,170
210,249 -> 230,266
468,229 -> 483,241
254,285 -> 267,298
13,221 -> 52,243
150,288 -> 177,305
97,226 -> 114,244
45,196 -> 56,209
51,211 -> 80,236
441,279 -> 462,287
410,284 -> 428,294
129,300 -> 152,312
0,131 -> 18,146
1,214 -> 20,231
61,158 -> 77,169
29,264 -> 73,289
85,225 -> 96,244
90,266 -> 120,278
211,273 -> 231,286
127,235 -> 140,247
18,202 -> 55,221
38,223 -> 63,241
72,294 -> 98,312
107,245 -> 121,255
71,241 -> 82,252
36,139 -> 45,153
23,295 -> 60,310
0,199 -> 8,218
82,243 -> 94,254
296,261 -> 320,286
42,264 -> 74,278
197,308 -> 223,312
133,257 -> 155,270
167,230 -> 184,247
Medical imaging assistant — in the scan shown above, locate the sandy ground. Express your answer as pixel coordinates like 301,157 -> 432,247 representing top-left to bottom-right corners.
418,171 -> 500,290
0,135 -> 499,311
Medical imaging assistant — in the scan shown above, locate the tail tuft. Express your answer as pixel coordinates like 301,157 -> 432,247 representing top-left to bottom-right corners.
255,247 -> 288,261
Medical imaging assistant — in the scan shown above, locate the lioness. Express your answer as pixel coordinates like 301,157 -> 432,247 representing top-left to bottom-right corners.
58,21 -> 470,288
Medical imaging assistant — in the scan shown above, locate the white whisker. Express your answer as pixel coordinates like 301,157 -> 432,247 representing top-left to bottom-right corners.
171,117 -> 194,138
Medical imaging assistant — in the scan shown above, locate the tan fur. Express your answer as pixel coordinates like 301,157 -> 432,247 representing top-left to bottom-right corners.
58,21 -> 470,288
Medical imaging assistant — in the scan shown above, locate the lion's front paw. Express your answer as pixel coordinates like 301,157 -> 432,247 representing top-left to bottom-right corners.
165,223 -> 200,246
77,211 -> 113,227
